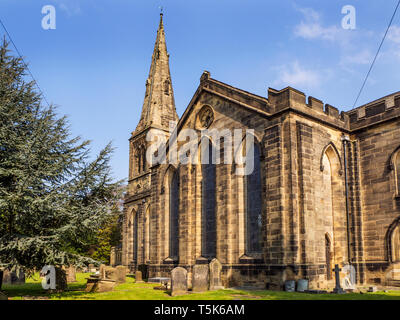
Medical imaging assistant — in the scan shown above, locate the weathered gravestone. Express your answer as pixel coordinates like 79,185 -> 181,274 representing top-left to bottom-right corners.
170,267 -> 187,296
192,264 -> 209,292
110,247 -> 116,267
103,266 -> 126,283
138,264 -> 149,280
341,264 -> 356,290
99,264 -> 106,278
284,280 -> 296,292
332,264 -> 345,294
2,269 -> 25,285
104,266 -> 116,281
209,258 -> 224,290
115,266 -> 127,284
66,266 -> 76,283
54,267 -> 68,291
85,274 -> 116,293
85,264 -> 117,293
135,270 -> 143,283
88,264 -> 96,273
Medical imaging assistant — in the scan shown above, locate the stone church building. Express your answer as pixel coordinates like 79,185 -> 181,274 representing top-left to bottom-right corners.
122,14 -> 400,290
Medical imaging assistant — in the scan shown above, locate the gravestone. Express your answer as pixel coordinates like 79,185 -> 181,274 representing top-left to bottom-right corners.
88,264 -> 96,273
2,269 -> 25,285
103,265 -> 127,283
96,279 -> 116,292
192,264 -> 209,292
66,266 -> 76,283
297,279 -> 309,292
0,292 -> 7,300
138,264 -> 149,280
284,280 -> 295,292
115,266 -> 127,284
85,274 -> 116,293
135,270 -> 143,283
2,270 -> 10,285
110,247 -> 116,267
342,264 -> 356,290
99,264 -> 106,279
171,267 -> 187,296
54,267 -> 68,291
209,258 -> 224,290
368,286 -> 378,292
13,270 -> 25,284
104,266 -> 117,281
332,264 -> 345,294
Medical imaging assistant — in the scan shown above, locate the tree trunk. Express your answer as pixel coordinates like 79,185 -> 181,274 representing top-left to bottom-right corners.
0,270 -> 3,290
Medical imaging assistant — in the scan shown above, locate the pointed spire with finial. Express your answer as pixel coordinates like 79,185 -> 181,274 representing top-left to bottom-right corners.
135,12 -> 178,133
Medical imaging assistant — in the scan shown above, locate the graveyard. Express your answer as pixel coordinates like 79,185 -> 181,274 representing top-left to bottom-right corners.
2,271 -> 400,300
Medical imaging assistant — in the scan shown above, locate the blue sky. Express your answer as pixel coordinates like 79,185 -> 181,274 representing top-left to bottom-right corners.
1,0 -> 400,181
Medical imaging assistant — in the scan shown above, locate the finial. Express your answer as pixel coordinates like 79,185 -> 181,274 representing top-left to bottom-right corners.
158,7 -> 164,29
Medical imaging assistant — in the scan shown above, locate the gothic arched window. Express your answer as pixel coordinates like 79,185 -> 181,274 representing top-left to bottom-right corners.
132,212 -> 138,262
136,151 -> 141,174
201,139 -> 216,258
144,206 -> 150,262
169,169 -> 180,258
142,148 -> 147,172
394,150 -> 400,197
245,142 -> 262,254
391,223 -> 400,262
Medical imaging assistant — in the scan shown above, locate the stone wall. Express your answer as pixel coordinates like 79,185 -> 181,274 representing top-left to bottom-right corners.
122,72 -> 400,289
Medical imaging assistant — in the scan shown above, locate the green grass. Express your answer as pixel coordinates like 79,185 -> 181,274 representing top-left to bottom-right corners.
2,273 -> 400,300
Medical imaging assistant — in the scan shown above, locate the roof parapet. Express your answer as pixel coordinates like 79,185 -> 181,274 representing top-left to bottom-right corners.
268,87 -> 347,124
347,93 -> 400,127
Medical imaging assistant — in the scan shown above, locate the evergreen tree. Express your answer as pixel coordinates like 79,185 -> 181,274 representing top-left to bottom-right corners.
0,39 -> 124,274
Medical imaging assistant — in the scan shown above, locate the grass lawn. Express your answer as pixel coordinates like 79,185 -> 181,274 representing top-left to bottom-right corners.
2,273 -> 400,300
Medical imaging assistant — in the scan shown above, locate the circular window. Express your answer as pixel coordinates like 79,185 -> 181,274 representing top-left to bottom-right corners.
197,105 -> 214,129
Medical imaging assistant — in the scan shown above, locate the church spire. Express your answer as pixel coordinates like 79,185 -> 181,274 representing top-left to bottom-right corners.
135,13 -> 178,133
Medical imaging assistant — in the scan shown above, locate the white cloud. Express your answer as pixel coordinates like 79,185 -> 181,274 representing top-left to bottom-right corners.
388,25 -> 400,44
273,61 -> 323,90
297,8 -> 321,22
53,0 -> 82,16
385,25 -> 400,60
340,49 -> 373,65
294,7 -> 341,42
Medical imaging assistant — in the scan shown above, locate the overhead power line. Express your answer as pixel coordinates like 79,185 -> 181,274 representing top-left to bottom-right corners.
352,0 -> 400,109
0,17 -> 50,107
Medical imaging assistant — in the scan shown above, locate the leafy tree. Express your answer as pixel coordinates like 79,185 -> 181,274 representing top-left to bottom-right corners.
91,203 -> 123,264
0,39 -> 124,274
